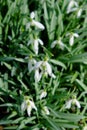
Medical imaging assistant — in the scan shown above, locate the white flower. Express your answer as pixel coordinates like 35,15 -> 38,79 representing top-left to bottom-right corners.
65,98 -> 81,109
45,61 -> 56,78
21,100 -> 27,112
30,12 -> 35,19
33,59 -> 56,82
77,8 -> 82,18
83,125 -> 87,130
51,38 -> 64,50
67,0 -> 82,18
21,96 -> 37,116
66,32 -> 79,46
34,38 -> 44,55
27,58 -> 36,73
42,106 -> 50,115
40,90 -> 47,100
35,69 -> 42,82
67,0 -> 78,14
27,38 -> 44,55
26,12 -> 45,30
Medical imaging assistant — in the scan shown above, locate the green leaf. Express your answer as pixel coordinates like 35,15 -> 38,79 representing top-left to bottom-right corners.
4,126 -> 18,130
69,53 -> 87,63
0,120 -> 12,125
49,11 -> 56,41
50,109 -> 84,121
44,116 -> 61,130
75,79 -> 87,91
18,117 -> 36,130
50,59 -> 66,69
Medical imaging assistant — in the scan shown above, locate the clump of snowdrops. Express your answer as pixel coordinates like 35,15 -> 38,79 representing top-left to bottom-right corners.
0,0 -> 87,130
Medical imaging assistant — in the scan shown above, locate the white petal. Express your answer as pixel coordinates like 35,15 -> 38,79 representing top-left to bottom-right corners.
27,105 -> 32,116
30,12 -> 35,19
65,100 -> 72,109
42,106 -> 50,115
40,91 -> 47,100
75,100 -> 81,108
21,101 -> 26,112
33,59 -> 36,64
35,69 -> 42,82
67,1 -> 74,13
28,59 -> 36,73
59,41 -> 65,50
38,39 -> 44,45
45,62 -> 52,75
51,73 -> 56,79
29,100 -> 37,111
51,41 -> 57,48
33,61 -> 43,70
73,33 -> 79,37
32,20 -> 45,30
77,9 -> 82,18
34,39 -> 39,55
69,35 -> 74,46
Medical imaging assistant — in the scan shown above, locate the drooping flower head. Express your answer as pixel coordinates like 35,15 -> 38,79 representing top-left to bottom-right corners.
26,55 -> 36,73
41,106 -> 50,115
67,0 -> 78,14
40,90 -> 47,100
65,95 -> 81,109
51,37 -> 64,50
26,12 -> 45,30
21,96 -> 37,116
32,57 -> 56,82
66,32 -> 79,46
27,37 -> 44,55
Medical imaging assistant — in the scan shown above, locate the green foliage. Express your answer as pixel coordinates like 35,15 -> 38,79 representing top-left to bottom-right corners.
0,0 -> 87,129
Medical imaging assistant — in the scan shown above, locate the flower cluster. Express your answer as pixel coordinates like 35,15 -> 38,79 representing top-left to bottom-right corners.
21,12 -> 51,116
21,0 -> 82,117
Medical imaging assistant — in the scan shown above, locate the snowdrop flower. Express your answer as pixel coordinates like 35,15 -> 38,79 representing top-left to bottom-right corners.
21,96 -> 37,116
42,106 -> 50,115
77,8 -> 82,18
26,12 -> 45,30
28,58 -> 36,73
67,0 -> 78,14
51,38 -> 64,50
33,58 -> 56,82
35,68 -> 42,82
65,96 -> 81,109
40,90 -> 47,100
66,32 -> 79,46
27,38 -> 44,55
25,56 -> 36,73
33,38 -> 44,55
